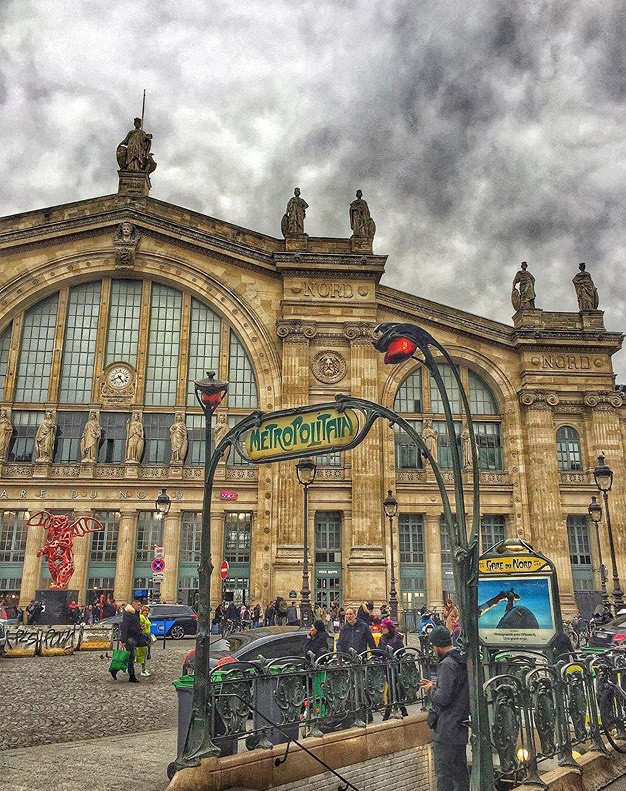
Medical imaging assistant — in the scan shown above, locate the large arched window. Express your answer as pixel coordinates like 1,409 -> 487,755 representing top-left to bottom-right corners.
556,426 -> 582,471
4,278 -> 258,466
394,364 -> 503,471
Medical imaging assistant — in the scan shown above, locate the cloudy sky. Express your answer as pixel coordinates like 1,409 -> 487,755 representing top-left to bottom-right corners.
1,1 -> 625,375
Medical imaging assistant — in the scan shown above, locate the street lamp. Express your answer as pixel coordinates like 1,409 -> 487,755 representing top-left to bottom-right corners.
383,490 -> 399,622
588,495 -> 610,612
295,456 -> 317,627
593,454 -> 623,614
154,488 -> 171,519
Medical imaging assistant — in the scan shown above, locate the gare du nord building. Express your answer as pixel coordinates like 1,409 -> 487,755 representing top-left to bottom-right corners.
0,134 -> 624,619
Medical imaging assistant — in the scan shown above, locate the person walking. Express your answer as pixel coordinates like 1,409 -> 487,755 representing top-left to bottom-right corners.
379,618 -> 408,720
135,604 -> 152,678
357,601 -> 375,625
287,601 -> 300,626
275,596 -> 288,626
264,600 -> 275,626
337,607 -> 376,654
252,603 -> 262,628
116,600 -> 143,683
304,620 -> 330,660
420,625 -> 469,791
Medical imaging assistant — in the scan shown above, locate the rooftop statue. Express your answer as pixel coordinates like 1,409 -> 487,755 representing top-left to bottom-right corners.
349,190 -> 376,240
116,117 -> 156,173
573,262 -> 599,311
511,261 -> 536,312
281,187 -> 308,237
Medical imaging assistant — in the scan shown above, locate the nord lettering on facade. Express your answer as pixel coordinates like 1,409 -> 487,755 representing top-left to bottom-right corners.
530,354 -> 592,370
303,281 -> 354,299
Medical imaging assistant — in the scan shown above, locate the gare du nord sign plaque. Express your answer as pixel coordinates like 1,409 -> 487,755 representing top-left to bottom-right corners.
243,406 -> 361,463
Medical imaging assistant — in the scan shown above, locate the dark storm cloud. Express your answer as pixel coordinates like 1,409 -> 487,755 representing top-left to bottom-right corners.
0,0 -> 624,373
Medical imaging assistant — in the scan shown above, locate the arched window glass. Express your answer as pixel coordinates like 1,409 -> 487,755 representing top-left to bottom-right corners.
469,371 -> 498,415
145,285 -> 182,406
228,332 -> 258,408
394,370 -> 422,413
430,364 -> 461,413
60,283 -> 101,403
556,426 -> 582,470
15,295 -> 58,402
0,324 -> 11,400
187,298 -> 221,405
106,280 -> 142,366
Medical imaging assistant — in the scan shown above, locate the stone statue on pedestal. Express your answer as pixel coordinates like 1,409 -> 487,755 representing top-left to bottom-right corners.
35,410 -> 56,462
573,262 -> 599,311
281,188 -> 308,237
421,419 -> 438,462
170,413 -> 188,463
126,412 -> 145,463
349,190 -> 376,240
0,409 -> 12,462
116,117 -> 156,173
461,425 -> 472,469
80,411 -> 102,463
212,412 -> 230,463
511,261 -> 536,311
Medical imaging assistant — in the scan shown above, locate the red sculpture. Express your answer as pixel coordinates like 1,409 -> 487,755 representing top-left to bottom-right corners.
30,511 -> 104,589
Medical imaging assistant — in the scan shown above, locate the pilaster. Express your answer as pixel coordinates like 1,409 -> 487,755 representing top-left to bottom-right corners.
19,518 -> 45,607
160,511 -> 181,603
114,509 -> 138,602
424,513 -> 444,611
68,508 -> 92,604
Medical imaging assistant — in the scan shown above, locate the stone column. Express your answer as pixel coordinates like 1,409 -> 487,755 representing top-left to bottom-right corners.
114,509 -> 138,603
519,390 -> 576,614
344,322 -> 387,603
19,519 -> 46,607
424,513 -> 444,611
160,512 -> 181,603
68,509 -> 92,604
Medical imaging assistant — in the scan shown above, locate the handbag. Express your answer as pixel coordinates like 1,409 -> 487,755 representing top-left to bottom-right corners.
136,631 -> 151,647
109,648 -> 130,673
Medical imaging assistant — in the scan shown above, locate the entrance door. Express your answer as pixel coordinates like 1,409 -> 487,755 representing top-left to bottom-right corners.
314,512 -> 342,608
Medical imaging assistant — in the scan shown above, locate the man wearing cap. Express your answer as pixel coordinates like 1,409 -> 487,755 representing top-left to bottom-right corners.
420,625 -> 469,791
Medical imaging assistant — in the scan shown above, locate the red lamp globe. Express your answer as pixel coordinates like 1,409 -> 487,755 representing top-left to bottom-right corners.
384,336 -> 418,364
200,390 -> 223,407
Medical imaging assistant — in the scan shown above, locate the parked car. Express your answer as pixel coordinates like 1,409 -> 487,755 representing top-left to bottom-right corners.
182,625 -> 310,674
101,604 -> 198,640
590,614 -> 626,648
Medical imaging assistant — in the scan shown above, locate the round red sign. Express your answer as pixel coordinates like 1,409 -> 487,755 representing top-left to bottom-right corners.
220,560 -> 229,580
151,557 -> 165,573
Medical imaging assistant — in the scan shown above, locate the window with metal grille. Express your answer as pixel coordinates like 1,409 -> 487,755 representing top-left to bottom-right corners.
133,577 -> 154,591
54,412 -> 88,464
187,299 -> 221,405
440,517 -> 453,563
90,511 -> 120,562
568,516 -> 592,565
224,512 -> 252,564
228,332 -> 258,408
180,512 -> 202,563
394,421 -> 422,469
135,512 -> 163,562
0,511 -> 28,562
59,283 -> 101,403
97,413 -> 127,464
394,370 -> 422,413
481,515 -> 506,552
7,411 -> 41,462
106,280 -> 142,366
145,285 -> 182,406
178,576 -> 199,590
398,514 -> 424,563
474,422 -> 503,470
15,294 -> 58,402
430,364 -> 461,413
433,420 -> 461,469
315,511 -> 342,563
316,451 -> 341,466
0,324 -> 11,400
0,577 -> 22,591
469,371 -> 498,415
88,577 -> 115,591
143,413 -> 174,464
557,426 -> 582,471
185,414 -> 205,466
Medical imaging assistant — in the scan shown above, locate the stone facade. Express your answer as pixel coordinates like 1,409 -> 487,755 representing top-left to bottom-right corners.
0,184 -> 624,617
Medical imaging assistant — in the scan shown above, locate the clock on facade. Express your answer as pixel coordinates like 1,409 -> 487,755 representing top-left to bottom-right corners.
107,364 -> 132,389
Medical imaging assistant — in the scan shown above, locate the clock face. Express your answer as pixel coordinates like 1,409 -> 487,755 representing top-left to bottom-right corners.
107,365 -> 132,389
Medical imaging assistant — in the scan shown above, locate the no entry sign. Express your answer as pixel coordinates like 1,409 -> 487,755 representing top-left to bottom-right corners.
220,560 -> 229,579
151,557 -> 165,573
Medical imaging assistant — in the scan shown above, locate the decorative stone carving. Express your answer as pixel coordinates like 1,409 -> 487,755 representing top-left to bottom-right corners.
99,362 -> 137,404
139,466 -> 168,479
276,319 -> 317,343
511,261 -> 537,311
125,411 -> 144,463
573,263 -> 599,311
116,118 -> 156,173
0,408 -> 13,462
311,350 -> 347,384
421,419 -> 438,461
396,470 -> 426,483
281,187 -> 308,237
35,410 -> 56,462
349,190 -> 376,240
80,411 -> 101,463
95,466 -> 125,478
461,424 -> 472,469
342,322 -> 375,343
169,413 -> 188,464
519,390 -> 559,410
113,222 -> 141,267
584,391 -> 623,410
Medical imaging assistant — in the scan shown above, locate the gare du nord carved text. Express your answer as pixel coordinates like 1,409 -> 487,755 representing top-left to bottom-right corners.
530,354 -> 603,371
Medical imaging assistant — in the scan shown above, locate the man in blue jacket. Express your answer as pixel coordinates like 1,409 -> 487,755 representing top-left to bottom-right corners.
420,625 -> 469,791
336,607 -> 376,654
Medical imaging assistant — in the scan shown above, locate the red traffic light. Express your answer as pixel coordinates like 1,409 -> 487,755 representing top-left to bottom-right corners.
384,336 -> 417,364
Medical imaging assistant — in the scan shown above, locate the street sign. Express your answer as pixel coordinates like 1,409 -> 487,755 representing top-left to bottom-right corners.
154,546 -> 165,559
220,490 -> 238,501
220,560 -> 229,580
152,557 -> 165,573
152,572 -> 164,582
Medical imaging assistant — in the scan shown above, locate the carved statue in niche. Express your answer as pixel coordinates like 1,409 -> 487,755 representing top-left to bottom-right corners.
511,261 -> 536,311
0,408 -> 12,462
281,187 -> 308,236
116,117 -> 156,172
349,190 -> 376,239
80,411 -> 102,463
35,410 -> 56,462
421,419 -> 438,462
170,413 -> 188,464
126,411 -> 145,463
573,262 -> 599,311
113,221 -> 141,267
461,425 -> 473,470
212,412 -> 231,463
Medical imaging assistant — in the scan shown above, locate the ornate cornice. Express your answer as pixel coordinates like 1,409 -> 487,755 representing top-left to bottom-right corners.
276,319 -> 318,343
519,389 -> 559,410
342,321 -> 375,345
584,391 -> 624,411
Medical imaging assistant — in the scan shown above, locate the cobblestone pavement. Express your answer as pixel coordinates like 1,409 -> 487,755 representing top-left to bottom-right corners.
0,639 -> 191,750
